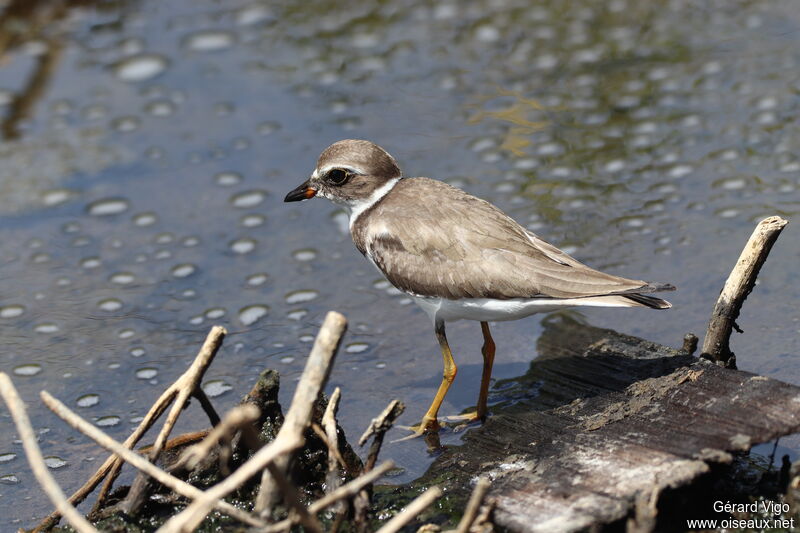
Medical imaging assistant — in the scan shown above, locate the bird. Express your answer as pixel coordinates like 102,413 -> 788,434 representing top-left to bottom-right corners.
284,139 -> 674,435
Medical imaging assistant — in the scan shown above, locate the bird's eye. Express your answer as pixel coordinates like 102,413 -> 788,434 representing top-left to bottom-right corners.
326,168 -> 349,185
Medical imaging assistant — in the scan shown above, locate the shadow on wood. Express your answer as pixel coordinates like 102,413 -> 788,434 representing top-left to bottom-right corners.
419,314 -> 800,532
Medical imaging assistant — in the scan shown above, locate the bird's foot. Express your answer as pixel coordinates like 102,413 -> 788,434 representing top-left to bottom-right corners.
442,411 -> 484,423
393,416 -> 440,442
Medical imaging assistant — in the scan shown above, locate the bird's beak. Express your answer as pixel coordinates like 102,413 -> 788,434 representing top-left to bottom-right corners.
284,180 -> 317,202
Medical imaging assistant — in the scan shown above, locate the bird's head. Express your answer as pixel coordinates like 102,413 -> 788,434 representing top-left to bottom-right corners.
284,139 -> 401,209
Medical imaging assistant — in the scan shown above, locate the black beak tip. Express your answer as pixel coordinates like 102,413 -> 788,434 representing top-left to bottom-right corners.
284,181 -> 315,202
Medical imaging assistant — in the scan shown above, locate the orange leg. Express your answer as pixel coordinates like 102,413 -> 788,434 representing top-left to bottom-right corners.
476,321 -> 495,420
416,320 -> 456,434
444,321 -> 495,424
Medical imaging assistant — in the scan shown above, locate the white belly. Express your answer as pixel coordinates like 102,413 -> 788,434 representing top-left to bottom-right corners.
412,295 -> 634,324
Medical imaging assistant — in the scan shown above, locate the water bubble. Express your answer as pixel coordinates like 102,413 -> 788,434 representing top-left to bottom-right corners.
345,343 -> 369,354
136,368 -> 158,379
285,290 -> 318,304
42,189 -> 75,206
668,165 -> 692,179
0,453 -> 16,463
184,30 -> 235,52
111,116 -> 140,132
239,305 -> 269,326
205,307 -> 226,319
0,474 -> 19,484
76,394 -> 99,407
231,238 -> 256,254
96,416 -> 121,427
287,309 -> 307,321
241,214 -> 265,227
110,272 -> 135,285
215,172 -> 242,186
81,257 -> 101,269
231,190 -> 266,208
155,233 -> 174,244
144,100 -> 175,117
119,329 -> 135,339
203,380 -> 232,398
44,456 -> 67,469
0,305 -> 25,318
112,54 -> 169,82
130,347 -> 145,357
35,323 -> 59,334
247,273 -> 268,286
280,356 -> 295,364
171,264 -> 196,278
331,211 -> 349,234
134,212 -> 158,226
236,5 -> 273,25
87,198 -> 130,216
13,364 -> 42,376
98,299 -> 123,312
292,249 -> 317,261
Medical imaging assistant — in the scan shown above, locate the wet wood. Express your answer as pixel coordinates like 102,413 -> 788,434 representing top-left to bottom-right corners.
421,317 -> 800,533
701,216 -> 788,368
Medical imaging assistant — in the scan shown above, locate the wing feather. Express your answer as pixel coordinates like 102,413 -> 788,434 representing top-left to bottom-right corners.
355,178 -> 666,300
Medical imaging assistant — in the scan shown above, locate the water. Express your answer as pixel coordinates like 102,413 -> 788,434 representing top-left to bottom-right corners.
0,0 -> 799,528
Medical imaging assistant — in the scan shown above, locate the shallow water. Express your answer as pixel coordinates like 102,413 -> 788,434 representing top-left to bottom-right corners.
0,0 -> 799,527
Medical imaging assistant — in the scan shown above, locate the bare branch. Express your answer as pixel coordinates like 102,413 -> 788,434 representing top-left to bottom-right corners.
255,311 -> 348,514
322,387 -> 344,499
260,461 -> 396,533
701,216 -> 788,368
39,391 -> 266,528
456,478 -> 491,533
375,486 -> 443,533
265,462 -> 323,533
124,326 -> 227,512
159,311 -> 347,533
174,404 -> 260,471
0,373 -> 98,533
35,327 -> 227,530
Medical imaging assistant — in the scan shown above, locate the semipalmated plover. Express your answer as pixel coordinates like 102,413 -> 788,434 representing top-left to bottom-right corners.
285,139 -> 674,435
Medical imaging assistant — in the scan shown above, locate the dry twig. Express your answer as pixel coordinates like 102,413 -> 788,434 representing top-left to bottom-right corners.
322,387 -> 344,497
174,403 -> 260,472
355,399 -> 405,530
255,311 -> 348,515
159,311 -> 347,533
33,327 -> 227,531
0,374 -> 98,533
260,460 -> 396,533
39,391 -> 266,528
375,486 -> 444,533
123,326 -> 227,513
701,216 -> 788,368
454,478 -> 491,533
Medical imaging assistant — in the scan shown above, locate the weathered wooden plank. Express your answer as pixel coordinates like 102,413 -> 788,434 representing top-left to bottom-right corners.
422,315 -> 800,532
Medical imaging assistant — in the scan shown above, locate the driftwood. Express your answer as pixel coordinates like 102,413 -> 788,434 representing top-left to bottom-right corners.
701,216 -> 788,368
418,316 -> 800,532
